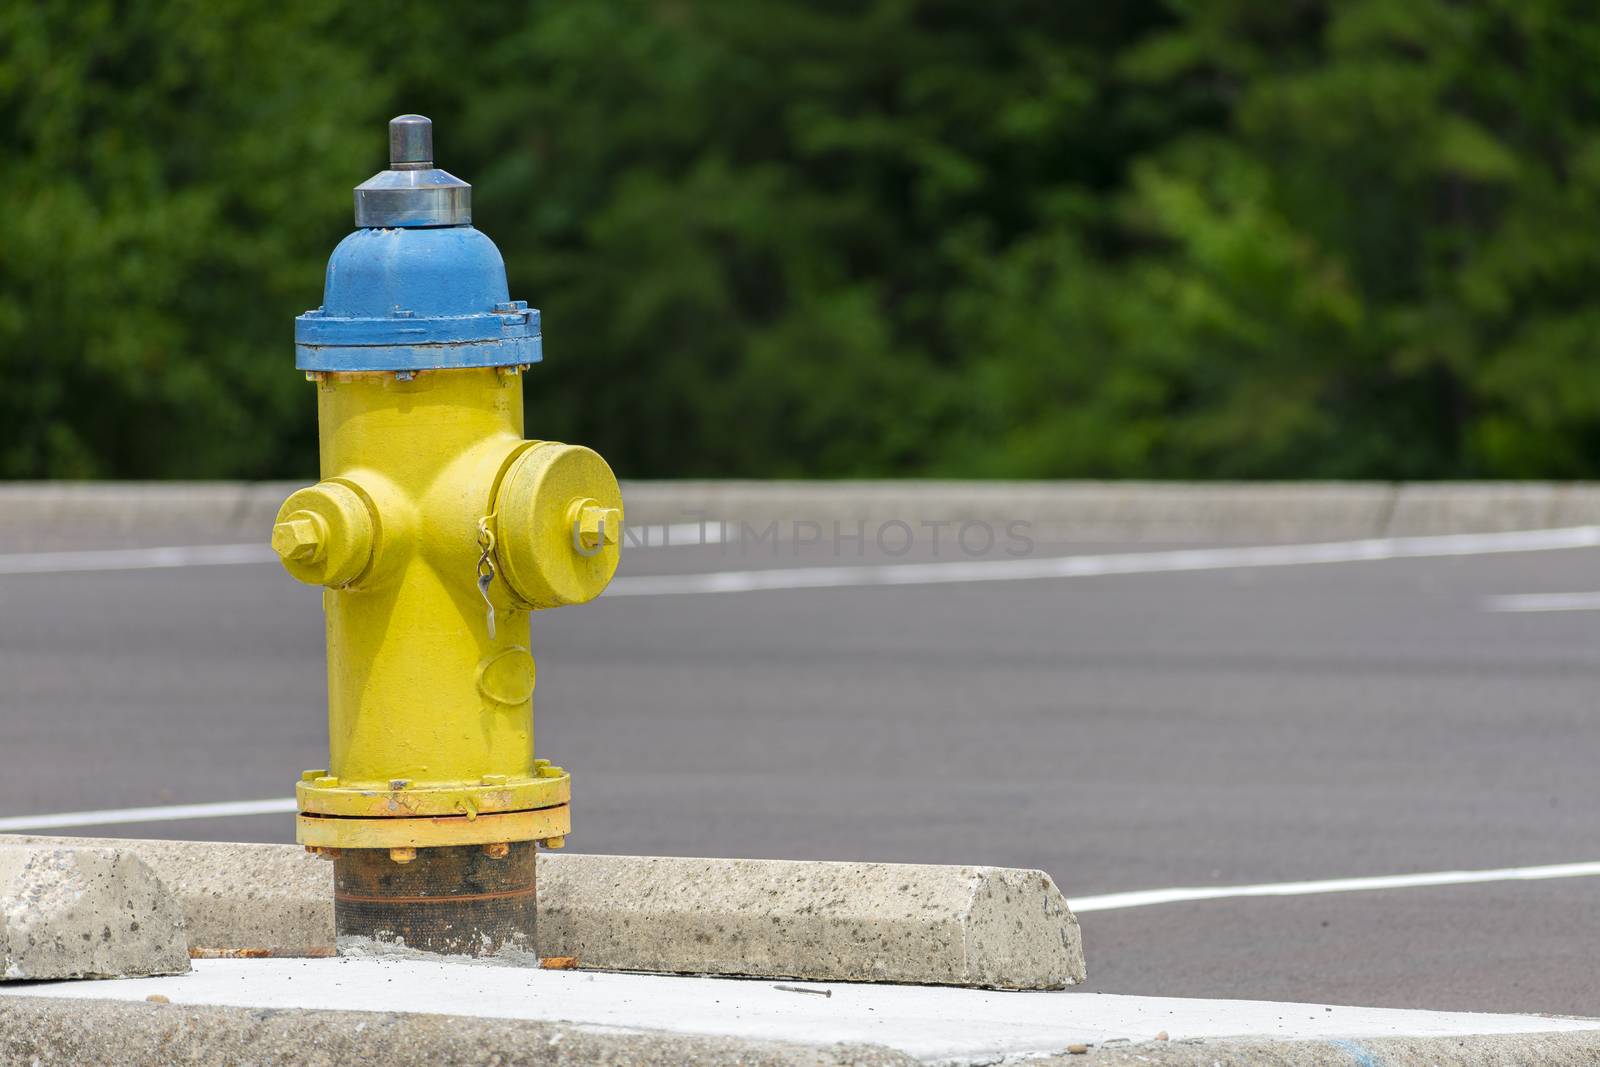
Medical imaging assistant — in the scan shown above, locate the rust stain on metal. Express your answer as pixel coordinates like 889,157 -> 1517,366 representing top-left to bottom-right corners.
333,841 -> 536,956
334,885 -> 536,906
190,947 -> 338,959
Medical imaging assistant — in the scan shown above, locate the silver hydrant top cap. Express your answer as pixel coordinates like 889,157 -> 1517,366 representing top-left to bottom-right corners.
353,114 -> 471,228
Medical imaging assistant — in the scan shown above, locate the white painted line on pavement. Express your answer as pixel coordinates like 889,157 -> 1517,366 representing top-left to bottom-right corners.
1066,860 -> 1600,913
626,521 -> 727,547
6,524 -> 1596,585
0,522 -> 722,577
0,798 -> 296,833
1484,591 -> 1600,613
604,525 -> 1600,597
0,543 -> 277,575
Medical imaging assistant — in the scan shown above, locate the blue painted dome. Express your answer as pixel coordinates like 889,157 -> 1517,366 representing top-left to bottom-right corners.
294,117 -> 541,373
324,227 -> 509,320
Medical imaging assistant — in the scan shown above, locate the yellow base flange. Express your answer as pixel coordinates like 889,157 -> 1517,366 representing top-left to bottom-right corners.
296,766 -> 569,819
296,805 -> 570,849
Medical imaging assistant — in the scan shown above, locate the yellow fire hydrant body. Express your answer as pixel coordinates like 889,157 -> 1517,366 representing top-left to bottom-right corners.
274,116 -> 619,955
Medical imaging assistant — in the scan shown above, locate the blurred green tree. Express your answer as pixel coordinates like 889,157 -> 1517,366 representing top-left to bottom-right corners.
950,0 -> 1600,478
2,0 -> 1597,480
0,0 -> 384,477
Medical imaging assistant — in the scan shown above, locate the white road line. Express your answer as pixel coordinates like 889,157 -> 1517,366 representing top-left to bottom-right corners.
1484,591 -> 1600,613
625,521 -> 727,548
603,525 -> 1600,597
0,798 -> 296,832
0,522 -> 721,577
1066,860 -> 1600,913
0,543 -> 277,575
5,524 -> 1596,585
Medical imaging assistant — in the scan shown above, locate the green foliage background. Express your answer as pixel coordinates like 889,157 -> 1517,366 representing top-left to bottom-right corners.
4,0 -> 1599,480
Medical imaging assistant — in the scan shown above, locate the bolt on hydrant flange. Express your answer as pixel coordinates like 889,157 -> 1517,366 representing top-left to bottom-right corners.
276,115 -> 622,958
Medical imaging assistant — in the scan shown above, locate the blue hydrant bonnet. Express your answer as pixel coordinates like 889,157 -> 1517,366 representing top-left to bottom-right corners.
294,115 -> 541,373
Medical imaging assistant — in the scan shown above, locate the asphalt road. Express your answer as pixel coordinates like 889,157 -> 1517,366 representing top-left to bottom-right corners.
2,522 -> 1598,1014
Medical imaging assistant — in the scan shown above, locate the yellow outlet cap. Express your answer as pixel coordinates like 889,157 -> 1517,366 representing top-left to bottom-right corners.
493,442 -> 621,609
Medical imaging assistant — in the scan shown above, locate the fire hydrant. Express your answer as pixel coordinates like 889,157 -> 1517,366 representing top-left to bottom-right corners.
274,115 -> 621,957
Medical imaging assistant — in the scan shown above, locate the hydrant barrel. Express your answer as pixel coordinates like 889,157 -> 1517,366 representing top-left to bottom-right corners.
276,115 -> 621,958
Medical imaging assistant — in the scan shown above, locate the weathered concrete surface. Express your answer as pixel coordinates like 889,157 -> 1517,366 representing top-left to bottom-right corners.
5,958 -> 1599,1066
0,838 -> 1080,988
627,479 -> 1600,541
0,847 -> 188,980
1047,1032 -> 1600,1065
1,835 -> 331,958
11,480 -> 1600,544
5,995 -> 1598,1067
0,996 -> 914,1067
1384,482 -> 1570,536
539,854 -> 1083,989
5,998 -> 1600,1067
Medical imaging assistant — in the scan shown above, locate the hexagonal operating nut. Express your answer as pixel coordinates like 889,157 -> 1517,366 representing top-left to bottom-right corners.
272,513 -> 327,563
272,481 -> 375,588
573,501 -> 621,550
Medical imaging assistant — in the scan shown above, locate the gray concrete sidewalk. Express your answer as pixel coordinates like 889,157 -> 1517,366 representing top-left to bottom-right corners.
4,957 -> 1597,1066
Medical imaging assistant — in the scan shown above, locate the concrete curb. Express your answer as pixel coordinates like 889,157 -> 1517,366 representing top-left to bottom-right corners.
0,836 -> 332,959
9,480 -> 1600,543
539,853 -> 1083,989
0,996 -> 916,1067
0,847 -> 189,980
0,837 -> 1081,989
0,482 -> 301,541
625,480 -> 1400,542
623,480 -> 1600,540
2,994 -> 1596,1067
1046,1031 -> 1600,1065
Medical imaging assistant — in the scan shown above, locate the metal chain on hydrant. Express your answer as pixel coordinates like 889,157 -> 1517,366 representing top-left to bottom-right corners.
476,515 -> 498,640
